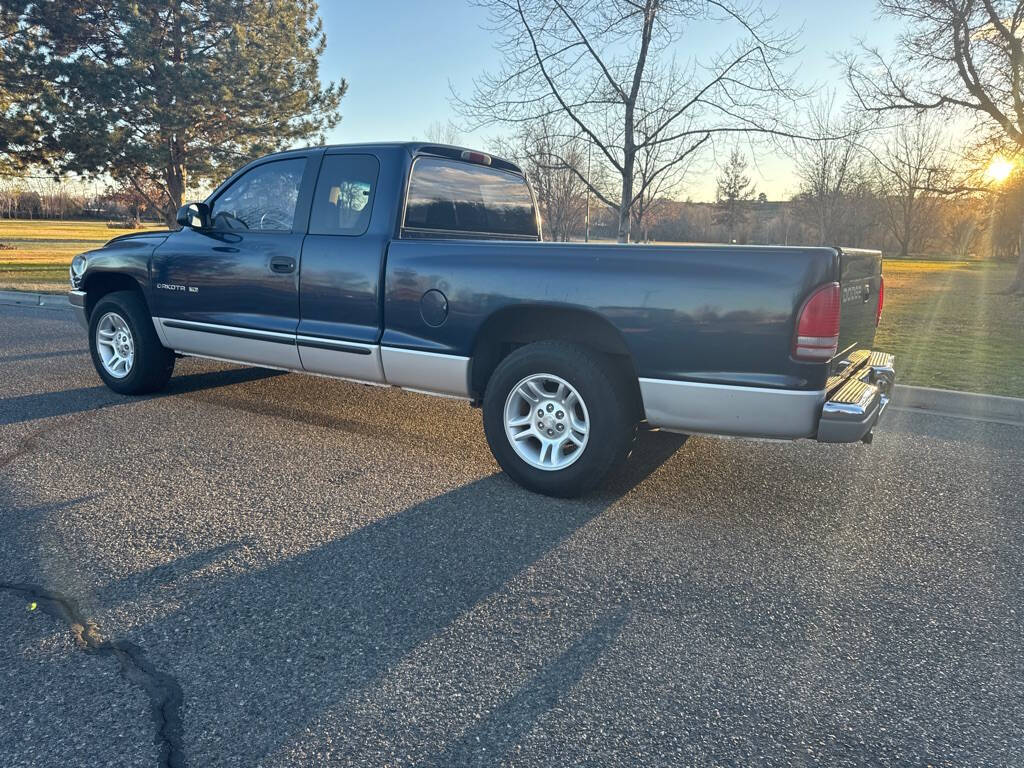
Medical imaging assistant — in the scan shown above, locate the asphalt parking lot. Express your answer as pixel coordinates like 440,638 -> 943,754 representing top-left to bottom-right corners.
1,301 -> 1022,767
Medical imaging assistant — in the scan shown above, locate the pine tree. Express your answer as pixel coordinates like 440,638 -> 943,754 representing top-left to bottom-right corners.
0,3 -> 45,172
715,149 -> 754,243
3,0 -> 344,223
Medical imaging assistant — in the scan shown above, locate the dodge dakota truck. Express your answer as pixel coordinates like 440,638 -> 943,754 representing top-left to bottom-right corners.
68,142 -> 894,497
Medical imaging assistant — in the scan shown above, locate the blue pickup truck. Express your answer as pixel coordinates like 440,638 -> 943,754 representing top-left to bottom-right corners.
68,142 -> 894,496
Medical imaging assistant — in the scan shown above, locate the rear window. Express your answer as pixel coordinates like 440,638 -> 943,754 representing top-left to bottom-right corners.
403,156 -> 537,238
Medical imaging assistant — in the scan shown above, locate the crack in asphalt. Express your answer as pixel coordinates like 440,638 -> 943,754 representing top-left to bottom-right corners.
1,582 -> 186,768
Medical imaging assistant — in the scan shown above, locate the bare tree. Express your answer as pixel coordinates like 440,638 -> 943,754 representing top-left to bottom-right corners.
456,0 -> 801,242
989,170 -> 1024,258
843,0 -> 1024,290
631,112 -> 696,241
422,120 -> 463,145
497,116 -> 589,240
105,174 -> 166,225
870,115 -> 948,257
791,95 -> 870,245
715,148 -> 754,242
944,195 -> 989,258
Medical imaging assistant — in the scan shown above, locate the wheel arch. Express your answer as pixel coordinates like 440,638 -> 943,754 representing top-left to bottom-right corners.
82,271 -> 148,319
469,303 -> 643,417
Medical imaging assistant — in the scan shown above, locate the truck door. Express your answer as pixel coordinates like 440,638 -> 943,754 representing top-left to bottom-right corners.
151,154 -> 315,370
296,152 -> 387,383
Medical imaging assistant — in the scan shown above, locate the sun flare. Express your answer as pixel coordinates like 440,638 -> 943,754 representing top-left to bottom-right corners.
985,155 -> 1014,183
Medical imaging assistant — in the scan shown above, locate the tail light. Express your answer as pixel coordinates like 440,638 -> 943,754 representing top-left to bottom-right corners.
876,276 -> 884,326
793,282 -> 840,361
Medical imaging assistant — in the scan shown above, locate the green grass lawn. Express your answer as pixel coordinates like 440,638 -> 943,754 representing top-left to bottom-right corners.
876,259 -> 1024,398
1,219 -> 1021,397
0,219 -> 167,293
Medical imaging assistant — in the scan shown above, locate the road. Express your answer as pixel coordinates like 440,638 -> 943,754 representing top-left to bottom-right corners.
1,302 -> 1022,767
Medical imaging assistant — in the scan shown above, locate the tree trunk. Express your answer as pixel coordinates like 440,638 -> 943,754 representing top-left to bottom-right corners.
618,155 -> 633,243
164,155 -> 186,228
1010,214 -> 1024,294
165,2 -> 187,229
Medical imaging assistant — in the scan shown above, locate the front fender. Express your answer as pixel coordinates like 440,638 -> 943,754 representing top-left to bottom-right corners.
79,231 -> 170,305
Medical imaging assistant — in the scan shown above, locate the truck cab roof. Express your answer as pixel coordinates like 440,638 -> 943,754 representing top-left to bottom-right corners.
257,142 -> 525,175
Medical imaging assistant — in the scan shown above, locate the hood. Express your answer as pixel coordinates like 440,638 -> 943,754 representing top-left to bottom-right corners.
105,229 -> 173,247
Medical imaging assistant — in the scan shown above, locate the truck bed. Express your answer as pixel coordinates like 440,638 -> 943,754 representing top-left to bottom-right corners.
383,240 -> 872,393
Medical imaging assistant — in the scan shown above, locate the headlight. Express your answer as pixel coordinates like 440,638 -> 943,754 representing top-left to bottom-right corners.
69,254 -> 87,289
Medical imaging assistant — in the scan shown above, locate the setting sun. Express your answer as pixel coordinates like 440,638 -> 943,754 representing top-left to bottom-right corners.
986,154 -> 1014,183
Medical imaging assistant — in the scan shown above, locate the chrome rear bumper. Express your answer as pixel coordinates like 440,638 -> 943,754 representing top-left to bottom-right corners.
817,351 -> 895,443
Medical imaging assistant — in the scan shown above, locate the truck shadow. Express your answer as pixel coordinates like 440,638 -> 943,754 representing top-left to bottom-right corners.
418,608 -> 631,767
131,431 -> 686,764
0,366 -> 284,426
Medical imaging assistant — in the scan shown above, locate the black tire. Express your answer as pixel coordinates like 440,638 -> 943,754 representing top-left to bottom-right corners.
88,290 -> 174,395
482,341 -> 636,497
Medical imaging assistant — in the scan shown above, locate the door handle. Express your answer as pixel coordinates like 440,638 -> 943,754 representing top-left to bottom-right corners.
270,256 -> 295,274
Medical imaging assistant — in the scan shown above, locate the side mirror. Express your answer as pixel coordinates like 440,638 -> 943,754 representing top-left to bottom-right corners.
176,202 -> 211,230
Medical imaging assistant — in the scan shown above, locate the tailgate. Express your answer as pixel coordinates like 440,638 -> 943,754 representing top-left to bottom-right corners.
834,247 -> 881,366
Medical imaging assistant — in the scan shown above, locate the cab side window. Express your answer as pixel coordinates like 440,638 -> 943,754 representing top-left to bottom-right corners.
309,154 -> 380,236
210,158 -> 306,232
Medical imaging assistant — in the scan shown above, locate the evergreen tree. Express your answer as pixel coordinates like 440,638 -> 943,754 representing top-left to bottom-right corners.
715,149 -> 754,243
2,0 -> 344,223
0,3 -> 45,172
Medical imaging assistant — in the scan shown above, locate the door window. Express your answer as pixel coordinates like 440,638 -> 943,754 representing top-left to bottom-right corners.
210,158 -> 306,232
309,154 -> 380,236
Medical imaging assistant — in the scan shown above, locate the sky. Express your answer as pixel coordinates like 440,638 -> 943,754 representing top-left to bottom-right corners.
316,1 -> 897,201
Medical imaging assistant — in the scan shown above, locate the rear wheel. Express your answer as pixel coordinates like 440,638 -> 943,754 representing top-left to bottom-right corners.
88,290 -> 174,394
482,341 -> 636,497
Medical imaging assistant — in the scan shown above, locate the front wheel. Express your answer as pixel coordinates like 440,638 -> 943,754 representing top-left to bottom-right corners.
482,341 -> 636,497
88,290 -> 174,395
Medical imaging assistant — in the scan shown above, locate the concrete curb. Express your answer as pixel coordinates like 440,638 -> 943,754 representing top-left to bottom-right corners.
893,384 -> 1024,425
0,289 -> 72,311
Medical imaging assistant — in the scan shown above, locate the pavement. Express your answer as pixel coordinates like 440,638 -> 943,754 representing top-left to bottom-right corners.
1,302 -> 1022,767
